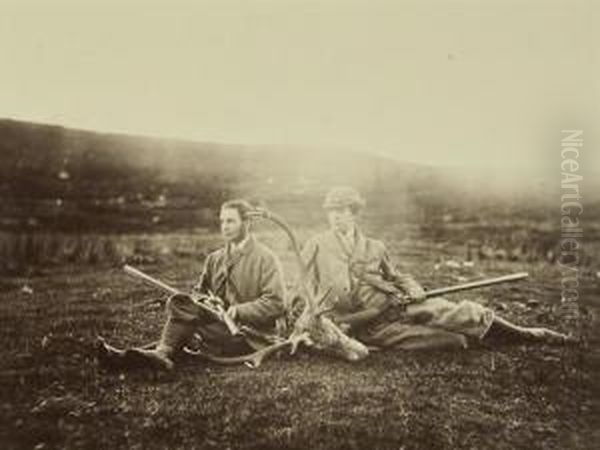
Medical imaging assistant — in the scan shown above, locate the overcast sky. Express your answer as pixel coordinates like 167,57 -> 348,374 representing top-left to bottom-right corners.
1,0 -> 597,169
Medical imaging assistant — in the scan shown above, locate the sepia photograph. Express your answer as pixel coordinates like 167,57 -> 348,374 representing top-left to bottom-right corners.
0,0 -> 598,448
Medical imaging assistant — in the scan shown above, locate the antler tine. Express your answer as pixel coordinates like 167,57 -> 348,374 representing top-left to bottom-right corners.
288,331 -> 312,355
316,305 -> 336,318
301,286 -> 336,318
315,286 -> 333,309
245,207 -> 270,220
246,331 -> 311,367
184,339 -> 294,368
245,340 -> 294,368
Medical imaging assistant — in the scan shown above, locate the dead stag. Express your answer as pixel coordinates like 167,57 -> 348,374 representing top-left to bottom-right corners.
185,208 -> 369,367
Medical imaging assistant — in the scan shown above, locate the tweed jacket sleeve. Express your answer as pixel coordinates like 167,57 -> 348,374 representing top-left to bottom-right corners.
379,247 -> 426,300
234,252 -> 286,326
299,237 -> 320,294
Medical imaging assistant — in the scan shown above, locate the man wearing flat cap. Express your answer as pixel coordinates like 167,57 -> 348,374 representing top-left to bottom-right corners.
300,186 -> 570,350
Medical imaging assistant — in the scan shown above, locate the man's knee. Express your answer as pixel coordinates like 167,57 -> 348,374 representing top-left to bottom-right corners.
418,296 -> 453,310
406,296 -> 453,322
455,299 -> 491,319
426,297 -> 489,318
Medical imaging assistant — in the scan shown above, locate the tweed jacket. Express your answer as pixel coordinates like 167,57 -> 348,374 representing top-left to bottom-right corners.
301,229 -> 423,314
194,234 -> 286,329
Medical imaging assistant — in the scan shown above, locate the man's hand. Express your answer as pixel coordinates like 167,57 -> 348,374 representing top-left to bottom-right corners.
406,284 -> 426,302
192,292 -> 225,309
226,305 -> 239,321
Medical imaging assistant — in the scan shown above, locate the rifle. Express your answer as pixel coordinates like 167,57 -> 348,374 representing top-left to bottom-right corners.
335,272 -> 529,330
123,265 -> 240,336
423,272 -> 529,297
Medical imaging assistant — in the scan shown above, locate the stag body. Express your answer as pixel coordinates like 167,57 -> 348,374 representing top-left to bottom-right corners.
177,207 -> 370,368
197,208 -> 370,367
290,302 -> 369,361
249,209 -> 370,361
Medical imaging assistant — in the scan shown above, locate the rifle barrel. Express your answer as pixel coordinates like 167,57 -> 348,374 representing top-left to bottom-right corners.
123,264 -> 240,335
424,272 -> 529,298
124,265 -> 180,296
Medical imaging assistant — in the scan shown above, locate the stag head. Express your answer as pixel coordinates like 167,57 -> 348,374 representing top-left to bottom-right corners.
246,207 -> 369,363
289,287 -> 369,362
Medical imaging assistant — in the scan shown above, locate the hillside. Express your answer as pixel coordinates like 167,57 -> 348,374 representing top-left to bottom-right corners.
1,118 -> 595,233
0,119 -> 417,232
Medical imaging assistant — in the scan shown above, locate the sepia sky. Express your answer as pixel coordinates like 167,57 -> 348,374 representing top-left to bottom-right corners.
1,0 -> 597,169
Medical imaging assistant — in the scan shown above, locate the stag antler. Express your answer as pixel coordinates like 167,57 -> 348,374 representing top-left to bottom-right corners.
185,331 -> 312,368
184,207 -> 368,368
246,209 -> 311,295
243,208 -> 369,363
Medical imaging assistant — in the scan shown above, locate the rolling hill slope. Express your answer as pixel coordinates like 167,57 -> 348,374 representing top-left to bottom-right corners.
1,118 -> 596,233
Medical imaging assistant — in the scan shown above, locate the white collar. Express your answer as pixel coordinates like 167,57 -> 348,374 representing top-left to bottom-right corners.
338,226 -> 356,242
229,233 -> 250,253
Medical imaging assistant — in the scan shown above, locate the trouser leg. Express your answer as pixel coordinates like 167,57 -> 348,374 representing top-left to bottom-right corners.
404,296 -> 495,339
359,321 -> 468,351
484,315 -> 573,345
97,294 -> 208,371
356,294 -> 574,351
354,292 -> 490,351
127,294 -> 209,370
195,321 -> 256,356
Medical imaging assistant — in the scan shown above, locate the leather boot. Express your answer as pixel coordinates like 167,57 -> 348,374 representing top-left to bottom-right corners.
125,317 -> 195,370
96,336 -> 129,369
485,316 -> 575,345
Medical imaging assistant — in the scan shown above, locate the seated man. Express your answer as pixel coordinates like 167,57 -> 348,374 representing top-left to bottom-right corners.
98,199 -> 286,370
301,186 -> 571,351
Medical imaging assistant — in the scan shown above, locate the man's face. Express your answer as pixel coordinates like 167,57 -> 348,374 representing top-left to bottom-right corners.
220,207 -> 247,243
327,206 -> 356,235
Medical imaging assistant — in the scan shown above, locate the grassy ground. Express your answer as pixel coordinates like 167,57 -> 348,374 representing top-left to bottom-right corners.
0,230 -> 598,449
